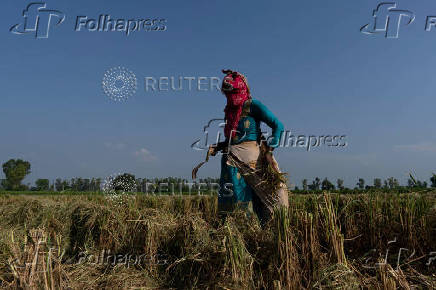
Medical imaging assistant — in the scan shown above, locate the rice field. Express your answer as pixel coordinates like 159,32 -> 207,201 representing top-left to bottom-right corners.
0,192 -> 434,289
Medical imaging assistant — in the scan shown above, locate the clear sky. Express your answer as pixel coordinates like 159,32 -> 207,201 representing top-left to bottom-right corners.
1,0 -> 435,188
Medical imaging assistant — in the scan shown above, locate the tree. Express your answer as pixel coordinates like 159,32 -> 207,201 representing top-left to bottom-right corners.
302,179 -> 308,191
373,178 -> 382,189
321,178 -> 335,191
83,179 -> 90,191
55,178 -> 63,191
309,177 -> 321,191
357,178 -> 365,190
94,178 -> 102,191
315,177 -> 321,190
337,179 -> 344,190
90,178 -> 101,191
35,179 -> 49,191
431,174 -> 436,188
387,177 -> 399,189
77,178 -> 84,191
2,159 -> 31,190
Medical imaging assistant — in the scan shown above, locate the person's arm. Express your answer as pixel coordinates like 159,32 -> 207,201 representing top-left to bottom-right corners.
250,99 -> 284,149
208,140 -> 229,156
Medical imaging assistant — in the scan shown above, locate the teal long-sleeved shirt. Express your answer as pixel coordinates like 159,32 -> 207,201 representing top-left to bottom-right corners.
230,99 -> 284,148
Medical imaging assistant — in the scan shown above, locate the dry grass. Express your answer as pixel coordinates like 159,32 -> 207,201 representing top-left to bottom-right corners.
0,192 -> 434,289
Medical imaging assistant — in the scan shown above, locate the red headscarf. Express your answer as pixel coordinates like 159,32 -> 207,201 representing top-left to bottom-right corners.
221,70 -> 251,138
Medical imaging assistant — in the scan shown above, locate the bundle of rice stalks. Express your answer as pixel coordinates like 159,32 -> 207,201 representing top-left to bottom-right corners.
222,216 -> 254,287
320,194 -> 347,266
272,207 -> 301,289
313,263 -> 360,289
163,213 -> 223,288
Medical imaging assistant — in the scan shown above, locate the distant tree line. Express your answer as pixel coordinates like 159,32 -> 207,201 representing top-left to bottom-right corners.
295,174 -> 436,194
0,159 -> 221,192
1,159 -> 435,193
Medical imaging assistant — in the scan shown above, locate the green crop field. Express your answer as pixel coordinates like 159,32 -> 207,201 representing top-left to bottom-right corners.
0,192 -> 434,289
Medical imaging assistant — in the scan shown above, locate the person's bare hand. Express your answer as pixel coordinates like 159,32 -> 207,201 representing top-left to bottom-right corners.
208,145 -> 218,156
265,151 -> 280,173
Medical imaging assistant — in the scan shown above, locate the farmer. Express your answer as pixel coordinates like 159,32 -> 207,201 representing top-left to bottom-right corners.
210,69 -> 289,224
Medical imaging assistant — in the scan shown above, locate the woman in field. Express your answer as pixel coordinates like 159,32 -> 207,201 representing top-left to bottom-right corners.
210,69 -> 289,224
